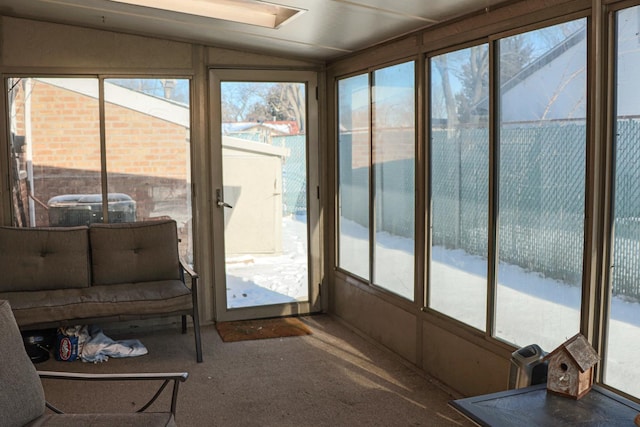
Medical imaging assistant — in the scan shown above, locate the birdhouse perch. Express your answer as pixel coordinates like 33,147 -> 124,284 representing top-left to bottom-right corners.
543,333 -> 600,399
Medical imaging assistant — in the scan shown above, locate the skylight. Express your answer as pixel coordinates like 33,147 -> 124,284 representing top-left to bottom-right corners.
108,0 -> 304,29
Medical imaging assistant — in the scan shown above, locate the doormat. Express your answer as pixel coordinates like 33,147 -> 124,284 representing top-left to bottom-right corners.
216,317 -> 312,342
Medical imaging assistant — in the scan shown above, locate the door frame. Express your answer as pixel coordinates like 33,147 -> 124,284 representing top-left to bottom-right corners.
209,68 -> 321,322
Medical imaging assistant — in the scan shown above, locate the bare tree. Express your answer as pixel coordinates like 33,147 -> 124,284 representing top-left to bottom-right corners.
244,83 -> 306,133
221,83 -> 271,122
433,36 -> 533,128
457,45 -> 489,126
432,55 -> 460,131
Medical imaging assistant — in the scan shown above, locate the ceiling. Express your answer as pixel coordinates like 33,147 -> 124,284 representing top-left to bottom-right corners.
0,0 -> 504,61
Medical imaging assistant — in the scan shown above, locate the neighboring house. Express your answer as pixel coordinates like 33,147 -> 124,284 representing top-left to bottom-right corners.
223,121 -> 300,136
499,29 -> 587,123
498,11 -> 640,122
223,121 -> 300,144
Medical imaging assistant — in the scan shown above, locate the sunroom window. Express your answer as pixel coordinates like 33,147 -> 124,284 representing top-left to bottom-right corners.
337,61 -> 416,300
7,77 -> 194,263
605,4 -> 640,398
495,19 -> 587,351
429,44 -> 489,331
337,74 -> 370,280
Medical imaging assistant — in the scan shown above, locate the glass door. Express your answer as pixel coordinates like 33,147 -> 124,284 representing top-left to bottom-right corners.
210,69 -> 321,322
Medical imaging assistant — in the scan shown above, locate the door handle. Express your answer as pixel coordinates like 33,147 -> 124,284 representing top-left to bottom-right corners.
216,189 -> 233,209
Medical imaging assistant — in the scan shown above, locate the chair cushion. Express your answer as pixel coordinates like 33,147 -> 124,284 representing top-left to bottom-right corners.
25,412 -> 176,427
90,220 -> 181,286
0,226 -> 90,292
3,281 -> 193,327
0,300 -> 46,427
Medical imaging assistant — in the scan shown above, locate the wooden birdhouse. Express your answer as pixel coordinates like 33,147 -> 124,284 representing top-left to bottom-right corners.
543,333 -> 600,399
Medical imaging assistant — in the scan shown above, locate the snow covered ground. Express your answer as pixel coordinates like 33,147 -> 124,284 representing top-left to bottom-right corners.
225,215 -> 309,308
226,216 -> 640,397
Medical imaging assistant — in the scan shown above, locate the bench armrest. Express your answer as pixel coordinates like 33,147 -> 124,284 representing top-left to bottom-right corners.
179,258 -> 198,279
178,258 -> 202,362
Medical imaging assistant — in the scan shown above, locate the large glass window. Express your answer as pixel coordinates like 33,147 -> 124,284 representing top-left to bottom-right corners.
105,78 -> 193,262
606,5 -> 640,398
495,19 -> 587,351
7,77 -> 194,262
337,74 -> 370,280
372,62 -> 415,299
7,78 -> 101,228
429,45 -> 489,330
337,62 -> 416,300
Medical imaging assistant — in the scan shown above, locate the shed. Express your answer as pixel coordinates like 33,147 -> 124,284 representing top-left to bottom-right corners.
221,136 -> 289,256
543,333 -> 600,399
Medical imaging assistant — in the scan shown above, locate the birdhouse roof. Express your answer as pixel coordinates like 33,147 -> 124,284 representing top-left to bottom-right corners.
543,333 -> 600,372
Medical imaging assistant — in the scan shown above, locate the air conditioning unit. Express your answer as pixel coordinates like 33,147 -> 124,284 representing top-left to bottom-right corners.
47,193 -> 136,226
509,344 -> 548,389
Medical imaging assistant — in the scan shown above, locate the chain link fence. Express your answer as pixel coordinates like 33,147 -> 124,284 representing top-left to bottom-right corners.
273,135 -> 307,216
433,121 -> 640,300
269,121 -> 640,300
431,128 -> 489,258
612,120 -> 640,300
433,124 -> 587,286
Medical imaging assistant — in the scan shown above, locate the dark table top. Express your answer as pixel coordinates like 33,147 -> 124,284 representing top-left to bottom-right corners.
450,384 -> 640,426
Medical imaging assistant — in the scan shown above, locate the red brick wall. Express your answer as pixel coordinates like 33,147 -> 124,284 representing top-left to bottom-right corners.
105,102 -> 187,180
18,82 -> 189,179
10,80 -> 190,229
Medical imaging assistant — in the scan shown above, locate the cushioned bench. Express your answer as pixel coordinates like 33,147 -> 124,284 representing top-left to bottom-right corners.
0,219 -> 202,363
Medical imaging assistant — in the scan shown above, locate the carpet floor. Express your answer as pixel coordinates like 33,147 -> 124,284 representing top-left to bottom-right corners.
35,314 -> 474,427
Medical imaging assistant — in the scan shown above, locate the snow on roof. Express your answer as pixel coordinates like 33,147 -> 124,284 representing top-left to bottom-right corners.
222,121 -> 299,135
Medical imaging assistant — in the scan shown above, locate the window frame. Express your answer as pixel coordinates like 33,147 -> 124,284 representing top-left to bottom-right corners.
426,41 -> 491,331
4,74 -> 195,262
335,59 -> 419,302
597,0 -> 640,399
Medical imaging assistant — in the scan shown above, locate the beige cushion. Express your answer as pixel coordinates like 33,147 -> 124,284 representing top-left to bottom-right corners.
3,281 -> 193,327
0,226 -> 90,292
0,300 -> 46,427
90,220 -> 181,286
